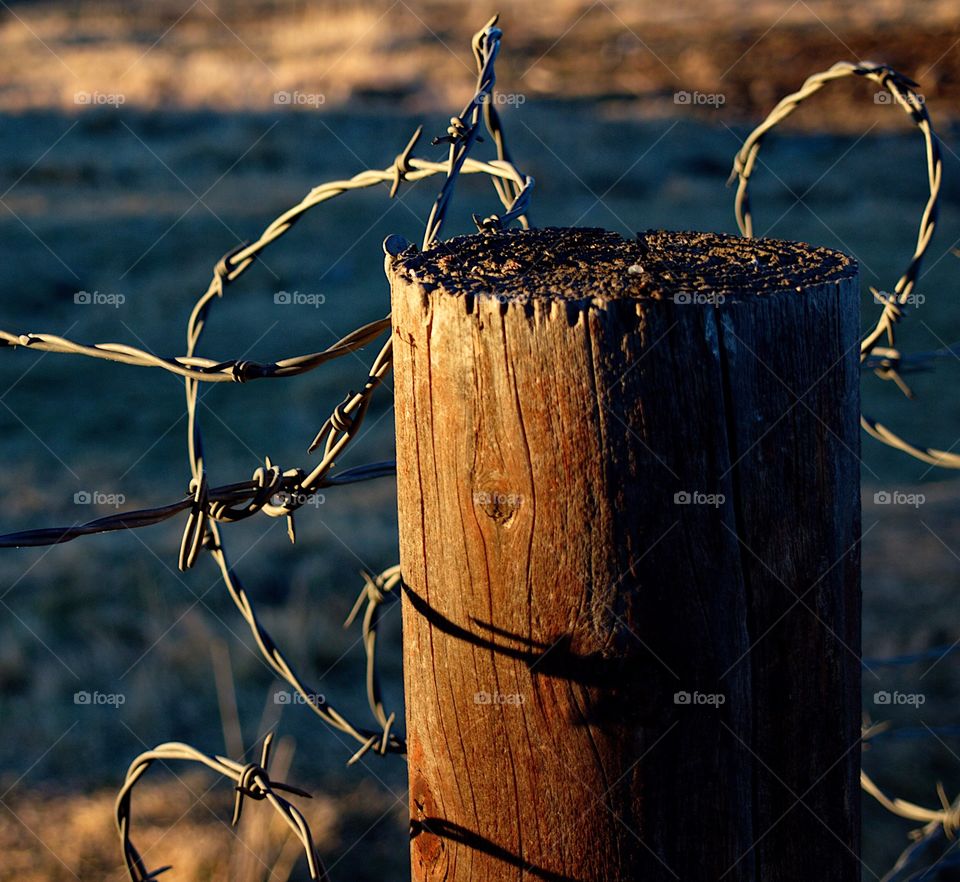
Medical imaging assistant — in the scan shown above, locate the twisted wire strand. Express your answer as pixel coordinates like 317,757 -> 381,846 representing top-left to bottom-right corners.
344,565 -> 402,733
0,317 -> 389,383
0,16 -> 532,881
728,61 -> 960,467
861,770 -> 960,841
423,14 -> 533,249
0,151 -> 527,383
0,461 -> 395,549
116,734 -> 328,882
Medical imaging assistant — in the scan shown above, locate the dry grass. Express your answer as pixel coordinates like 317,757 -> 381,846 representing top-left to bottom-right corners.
0,769 -> 405,882
0,0 -> 959,127
0,3 -> 959,876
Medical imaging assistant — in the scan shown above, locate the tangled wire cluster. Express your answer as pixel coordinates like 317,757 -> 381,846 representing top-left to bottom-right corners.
0,14 -> 956,881
0,16 -> 530,880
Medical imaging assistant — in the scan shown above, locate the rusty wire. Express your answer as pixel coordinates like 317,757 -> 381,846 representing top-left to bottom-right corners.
728,60 -> 960,467
0,15 -> 529,880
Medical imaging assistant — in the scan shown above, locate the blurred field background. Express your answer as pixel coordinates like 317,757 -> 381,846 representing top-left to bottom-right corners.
0,0 -> 959,879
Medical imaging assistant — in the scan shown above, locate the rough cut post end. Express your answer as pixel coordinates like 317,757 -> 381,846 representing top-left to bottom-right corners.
387,226 -> 857,305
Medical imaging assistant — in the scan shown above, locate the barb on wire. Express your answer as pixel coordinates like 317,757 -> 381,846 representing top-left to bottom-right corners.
862,769 -> 960,841
0,13 -> 533,880
727,60 -> 959,467
0,460 -> 395,550
0,317 -> 390,383
423,14 -> 533,249
116,734 -> 327,882
344,564 -> 402,763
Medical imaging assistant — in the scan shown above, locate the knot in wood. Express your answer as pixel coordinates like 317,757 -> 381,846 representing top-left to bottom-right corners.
472,487 -> 523,524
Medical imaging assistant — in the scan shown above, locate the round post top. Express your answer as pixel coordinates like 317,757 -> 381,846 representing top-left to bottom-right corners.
386,227 -> 857,305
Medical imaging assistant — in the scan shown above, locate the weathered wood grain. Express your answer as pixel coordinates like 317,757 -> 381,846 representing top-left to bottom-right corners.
388,227 -> 861,882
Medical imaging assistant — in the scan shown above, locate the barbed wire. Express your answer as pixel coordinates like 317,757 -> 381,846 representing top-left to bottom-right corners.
0,15 -> 530,880
862,770 -> 960,841
728,60 -> 960,469
734,61 -> 960,873
345,565 -> 403,737
0,317 -> 390,383
0,14 -> 958,881
116,733 -> 327,882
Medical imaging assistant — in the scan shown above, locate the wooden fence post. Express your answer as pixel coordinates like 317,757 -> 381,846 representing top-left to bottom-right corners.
387,227 -> 861,881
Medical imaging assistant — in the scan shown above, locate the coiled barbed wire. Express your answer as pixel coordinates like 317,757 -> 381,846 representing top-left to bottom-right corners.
0,16 -> 530,880
729,60 -> 960,468
423,16 -> 532,247
116,734 -> 328,882
0,18 -> 958,881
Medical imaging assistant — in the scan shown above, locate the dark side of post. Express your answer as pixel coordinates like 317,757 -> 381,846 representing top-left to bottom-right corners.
387,226 -> 861,881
